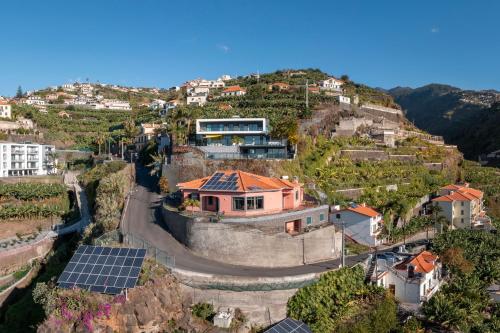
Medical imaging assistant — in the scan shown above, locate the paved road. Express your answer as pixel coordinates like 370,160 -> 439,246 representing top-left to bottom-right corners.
122,165 -> 370,277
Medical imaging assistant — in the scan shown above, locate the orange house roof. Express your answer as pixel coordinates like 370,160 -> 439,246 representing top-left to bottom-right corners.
396,251 -> 438,273
222,85 -> 245,93
177,170 -> 299,192
345,205 -> 381,218
433,185 -> 483,202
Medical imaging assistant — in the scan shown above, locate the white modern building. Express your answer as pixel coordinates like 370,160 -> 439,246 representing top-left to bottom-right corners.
25,96 -> 48,106
372,251 -> 443,305
103,99 -> 132,110
0,142 -> 57,177
187,93 -> 208,106
336,95 -> 351,104
333,204 -> 383,246
319,77 -> 344,92
0,101 -> 11,119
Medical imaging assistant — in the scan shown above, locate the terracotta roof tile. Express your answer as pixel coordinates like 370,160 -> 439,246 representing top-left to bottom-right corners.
345,205 -> 381,218
396,251 -> 438,273
177,170 -> 299,192
222,85 -> 245,93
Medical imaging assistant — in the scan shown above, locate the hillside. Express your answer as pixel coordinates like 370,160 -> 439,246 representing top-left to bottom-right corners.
388,84 -> 500,159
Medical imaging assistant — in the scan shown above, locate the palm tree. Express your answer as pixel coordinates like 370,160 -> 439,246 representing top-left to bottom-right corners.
146,152 -> 165,177
183,198 -> 200,215
95,133 -> 106,156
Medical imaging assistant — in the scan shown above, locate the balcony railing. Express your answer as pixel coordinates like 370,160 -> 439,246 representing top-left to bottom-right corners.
204,151 -> 289,160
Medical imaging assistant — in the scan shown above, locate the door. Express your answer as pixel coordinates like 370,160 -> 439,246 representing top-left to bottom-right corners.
389,284 -> 395,296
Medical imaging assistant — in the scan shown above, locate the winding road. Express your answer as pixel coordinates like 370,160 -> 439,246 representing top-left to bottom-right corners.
122,165 -> 368,277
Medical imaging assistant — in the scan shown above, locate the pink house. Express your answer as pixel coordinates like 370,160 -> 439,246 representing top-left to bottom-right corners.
177,170 -> 304,218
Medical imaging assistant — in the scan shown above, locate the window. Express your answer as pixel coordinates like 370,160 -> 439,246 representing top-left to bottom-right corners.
306,216 -> 312,225
256,196 -> 264,209
461,210 -> 464,215
233,197 -> 245,211
461,201 -> 464,207
319,213 -> 325,222
461,218 -> 464,224
246,197 -> 255,210
189,193 -> 200,201
295,191 -> 299,201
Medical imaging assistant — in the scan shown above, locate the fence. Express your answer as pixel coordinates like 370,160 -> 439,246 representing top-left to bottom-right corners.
93,231 -> 176,269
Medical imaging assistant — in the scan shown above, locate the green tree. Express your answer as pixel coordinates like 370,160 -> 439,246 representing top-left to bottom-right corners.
146,152 -> 165,177
16,86 -> 23,98
183,198 -> 200,215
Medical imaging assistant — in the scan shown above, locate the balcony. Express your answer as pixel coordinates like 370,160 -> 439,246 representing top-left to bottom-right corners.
420,279 -> 443,302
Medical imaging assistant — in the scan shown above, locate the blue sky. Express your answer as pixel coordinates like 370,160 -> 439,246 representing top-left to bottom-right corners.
1,0 -> 499,96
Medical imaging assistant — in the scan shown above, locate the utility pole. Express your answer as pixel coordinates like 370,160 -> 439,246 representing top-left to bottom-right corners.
121,139 -> 124,160
305,79 -> 309,109
335,213 -> 346,267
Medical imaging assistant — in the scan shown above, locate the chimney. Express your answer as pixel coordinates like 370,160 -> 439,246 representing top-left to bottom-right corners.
292,176 -> 299,184
281,175 -> 289,180
361,202 -> 366,207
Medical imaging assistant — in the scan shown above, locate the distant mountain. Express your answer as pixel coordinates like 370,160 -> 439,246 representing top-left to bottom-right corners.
388,84 -> 500,160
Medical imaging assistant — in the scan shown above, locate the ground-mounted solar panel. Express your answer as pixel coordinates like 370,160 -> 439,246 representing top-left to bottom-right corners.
264,318 -> 312,333
57,245 -> 146,295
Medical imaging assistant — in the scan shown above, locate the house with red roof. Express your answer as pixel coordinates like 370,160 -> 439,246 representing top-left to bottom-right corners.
432,184 -> 490,229
333,203 -> 383,246
221,85 -> 246,97
372,251 -> 443,305
177,170 -> 329,234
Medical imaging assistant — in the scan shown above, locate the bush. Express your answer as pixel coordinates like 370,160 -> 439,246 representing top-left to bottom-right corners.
191,303 -> 215,321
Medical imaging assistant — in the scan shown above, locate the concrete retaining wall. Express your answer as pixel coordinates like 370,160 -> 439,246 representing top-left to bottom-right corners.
340,150 -> 388,161
0,235 -> 54,275
162,207 -> 341,267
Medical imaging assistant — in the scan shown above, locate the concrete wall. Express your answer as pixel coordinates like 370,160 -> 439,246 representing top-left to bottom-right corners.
162,206 -> 341,267
0,236 -> 54,275
340,150 -> 388,161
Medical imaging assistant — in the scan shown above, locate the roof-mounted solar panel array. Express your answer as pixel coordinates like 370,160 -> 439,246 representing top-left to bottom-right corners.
201,172 -> 239,191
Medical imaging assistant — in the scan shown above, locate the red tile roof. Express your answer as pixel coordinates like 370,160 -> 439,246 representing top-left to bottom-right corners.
222,85 -> 245,93
345,205 -> 381,218
396,251 -> 438,274
177,170 -> 299,192
433,184 -> 483,202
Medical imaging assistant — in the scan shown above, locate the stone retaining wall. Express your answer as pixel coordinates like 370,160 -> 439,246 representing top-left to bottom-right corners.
162,207 -> 341,267
0,235 -> 54,275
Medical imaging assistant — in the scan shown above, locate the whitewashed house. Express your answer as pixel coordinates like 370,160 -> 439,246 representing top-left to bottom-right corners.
135,123 -> 160,151
333,204 -> 383,246
0,101 -> 12,119
319,77 -> 344,92
103,99 -> 132,110
373,251 -> 443,305
221,85 -> 246,97
336,95 -> 351,104
149,99 -> 166,110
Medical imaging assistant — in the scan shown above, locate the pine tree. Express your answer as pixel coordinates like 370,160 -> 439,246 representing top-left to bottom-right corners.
16,86 -> 23,98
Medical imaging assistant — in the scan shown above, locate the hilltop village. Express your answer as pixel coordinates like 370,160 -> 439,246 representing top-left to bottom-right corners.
0,69 -> 499,333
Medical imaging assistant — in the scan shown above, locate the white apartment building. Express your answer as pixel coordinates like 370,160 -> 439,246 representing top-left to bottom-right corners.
187,93 -> 208,106
0,142 -> 57,177
432,184 -> 490,229
135,123 -> 160,151
103,99 -> 132,110
0,101 -> 12,119
25,96 -> 47,106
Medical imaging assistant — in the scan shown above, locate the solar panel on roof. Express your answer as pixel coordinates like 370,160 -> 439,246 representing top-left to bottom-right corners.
264,318 -> 312,333
57,245 -> 146,295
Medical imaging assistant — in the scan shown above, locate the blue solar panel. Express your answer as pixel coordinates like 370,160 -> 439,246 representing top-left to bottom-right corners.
264,318 -> 312,333
201,172 -> 240,191
57,245 -> 146,295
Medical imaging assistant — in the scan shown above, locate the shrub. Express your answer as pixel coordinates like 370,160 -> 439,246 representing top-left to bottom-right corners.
191,303 -> 215,321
